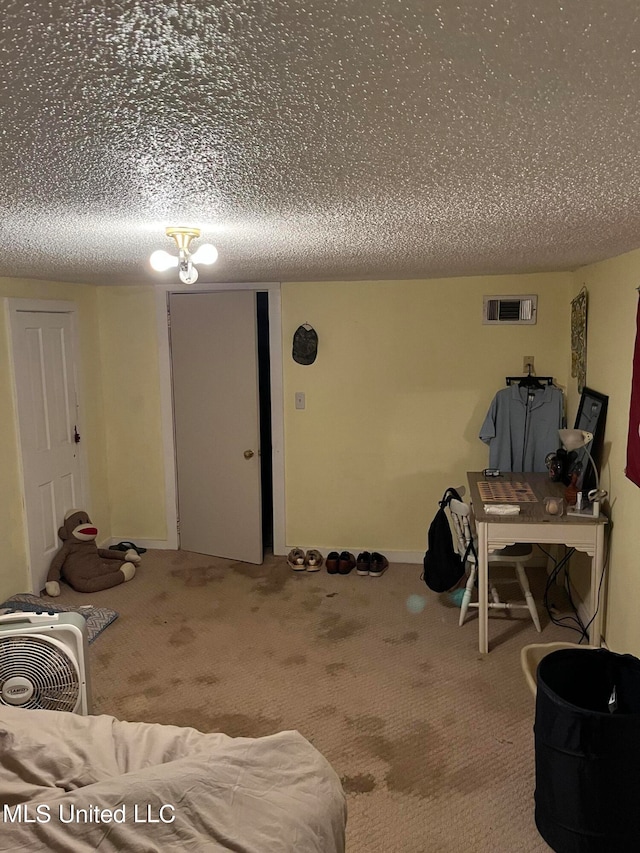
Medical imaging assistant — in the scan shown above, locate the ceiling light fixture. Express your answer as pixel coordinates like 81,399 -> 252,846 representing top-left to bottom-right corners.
149,226 -> 218,284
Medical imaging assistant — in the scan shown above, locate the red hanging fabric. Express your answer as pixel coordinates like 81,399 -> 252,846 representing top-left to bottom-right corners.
626,295 -> 640,487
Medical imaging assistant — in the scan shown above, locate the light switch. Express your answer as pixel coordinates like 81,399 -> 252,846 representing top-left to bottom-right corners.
295,391 -> 305,410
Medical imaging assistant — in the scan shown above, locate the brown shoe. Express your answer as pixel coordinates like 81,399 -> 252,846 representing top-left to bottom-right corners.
326,552 -> 340,574
338,551 -> 356,574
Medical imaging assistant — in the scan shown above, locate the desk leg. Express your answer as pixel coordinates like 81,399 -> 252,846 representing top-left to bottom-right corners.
589,524 -> 606,647
477,520 -> 489,654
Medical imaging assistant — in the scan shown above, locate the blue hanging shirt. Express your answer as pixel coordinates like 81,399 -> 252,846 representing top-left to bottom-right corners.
479,385 -> 564,472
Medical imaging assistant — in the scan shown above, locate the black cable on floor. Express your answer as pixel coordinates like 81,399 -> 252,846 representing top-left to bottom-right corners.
538,543 -> 588,641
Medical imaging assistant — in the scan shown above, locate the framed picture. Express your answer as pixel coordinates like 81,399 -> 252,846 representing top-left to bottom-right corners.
573,387 -> 608,493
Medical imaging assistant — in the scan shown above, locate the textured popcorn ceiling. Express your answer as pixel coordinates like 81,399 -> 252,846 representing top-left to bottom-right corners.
1,1 -> 640,285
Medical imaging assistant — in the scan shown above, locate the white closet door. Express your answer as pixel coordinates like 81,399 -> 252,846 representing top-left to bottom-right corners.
169,291 -> 262,563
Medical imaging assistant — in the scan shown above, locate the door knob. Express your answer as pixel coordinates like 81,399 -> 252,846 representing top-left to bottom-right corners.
244,449 -> 254,459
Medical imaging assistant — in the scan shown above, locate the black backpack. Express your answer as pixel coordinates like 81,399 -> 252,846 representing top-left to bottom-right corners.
422,487 -> 470,593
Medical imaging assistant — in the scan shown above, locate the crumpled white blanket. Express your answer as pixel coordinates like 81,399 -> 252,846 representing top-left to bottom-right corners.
0,706 -> 346,852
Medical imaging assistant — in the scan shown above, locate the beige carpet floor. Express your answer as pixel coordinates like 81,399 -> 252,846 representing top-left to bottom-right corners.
50,550 -> 576,852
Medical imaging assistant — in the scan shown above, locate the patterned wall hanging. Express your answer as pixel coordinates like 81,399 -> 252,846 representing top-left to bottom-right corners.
626,291 -> 640,488
571,286 -> 588,392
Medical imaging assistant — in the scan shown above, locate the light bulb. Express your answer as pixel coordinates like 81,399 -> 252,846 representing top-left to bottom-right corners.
191,243 -> 218,266
150,249 -> 178,272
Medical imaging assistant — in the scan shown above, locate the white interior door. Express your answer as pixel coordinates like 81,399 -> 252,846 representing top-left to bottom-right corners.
169,291 -> 263,563
8,305 -> 84,594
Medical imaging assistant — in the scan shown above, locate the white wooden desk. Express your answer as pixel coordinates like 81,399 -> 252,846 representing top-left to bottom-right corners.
467,472 -> 608,654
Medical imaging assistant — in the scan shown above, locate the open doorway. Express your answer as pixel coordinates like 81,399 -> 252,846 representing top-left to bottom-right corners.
256,291 -> 273,551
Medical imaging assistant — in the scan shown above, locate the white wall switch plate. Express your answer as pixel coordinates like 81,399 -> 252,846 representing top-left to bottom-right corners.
295,391 -> 305,410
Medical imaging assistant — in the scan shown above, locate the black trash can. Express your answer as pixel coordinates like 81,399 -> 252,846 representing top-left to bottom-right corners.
534,648 -> 640,852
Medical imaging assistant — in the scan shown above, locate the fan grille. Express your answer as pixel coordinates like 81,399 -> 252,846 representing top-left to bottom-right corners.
0,634 -> 80,713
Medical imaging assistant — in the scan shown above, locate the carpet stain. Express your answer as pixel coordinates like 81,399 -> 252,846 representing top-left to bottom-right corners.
346,714 -> 386,734
418,660 -> 434,673
341,773 -> 377,794
326,662 -> 347,676
314,704 -> 338,718
170,566 -> 224,587
128,670 -> 154,684
283,653 -> 307,666
383,631 -> 418,645
169,625 -> 196,646
317,612 -> 365,641
301,593 -> 324,612
357,722 -> 447,799
195,673 -> 219,685
234,561 -> 292,596
152,591 -> 170,603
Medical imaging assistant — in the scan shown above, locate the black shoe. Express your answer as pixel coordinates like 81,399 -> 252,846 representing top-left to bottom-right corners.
326,552 -> 340,574
369,552 -> 388,577
114,541 -> 147,554
356,552 -> 371,575
338,551 -> 356,574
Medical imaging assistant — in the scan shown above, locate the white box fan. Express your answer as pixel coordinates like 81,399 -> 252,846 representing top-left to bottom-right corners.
0,611 -> 91,715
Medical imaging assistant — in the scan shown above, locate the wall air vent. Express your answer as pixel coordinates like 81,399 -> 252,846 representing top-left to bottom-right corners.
483,294 -> 537,325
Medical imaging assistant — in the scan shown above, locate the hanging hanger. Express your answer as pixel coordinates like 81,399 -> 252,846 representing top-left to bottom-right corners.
505,366 -> 552,389
518,367 -> 545,390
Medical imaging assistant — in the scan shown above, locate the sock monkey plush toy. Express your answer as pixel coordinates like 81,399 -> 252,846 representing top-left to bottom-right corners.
45,510 -> 141,596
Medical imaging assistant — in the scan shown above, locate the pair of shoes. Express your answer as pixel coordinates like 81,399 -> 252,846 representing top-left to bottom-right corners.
288,548 -> 324,572
326,551 -> 356,574
356,552 -> 389,577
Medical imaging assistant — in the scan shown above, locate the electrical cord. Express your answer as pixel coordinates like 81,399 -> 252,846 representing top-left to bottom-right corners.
569,518 -> 612,641
538,543 -> 589,641
538,508 -> 612,643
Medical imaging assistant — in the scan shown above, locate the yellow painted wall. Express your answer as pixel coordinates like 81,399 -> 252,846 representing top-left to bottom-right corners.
95,286 -> 166,540
569,249 -> 640,654
6,266 -> 637,657
282,273 -> 572,555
